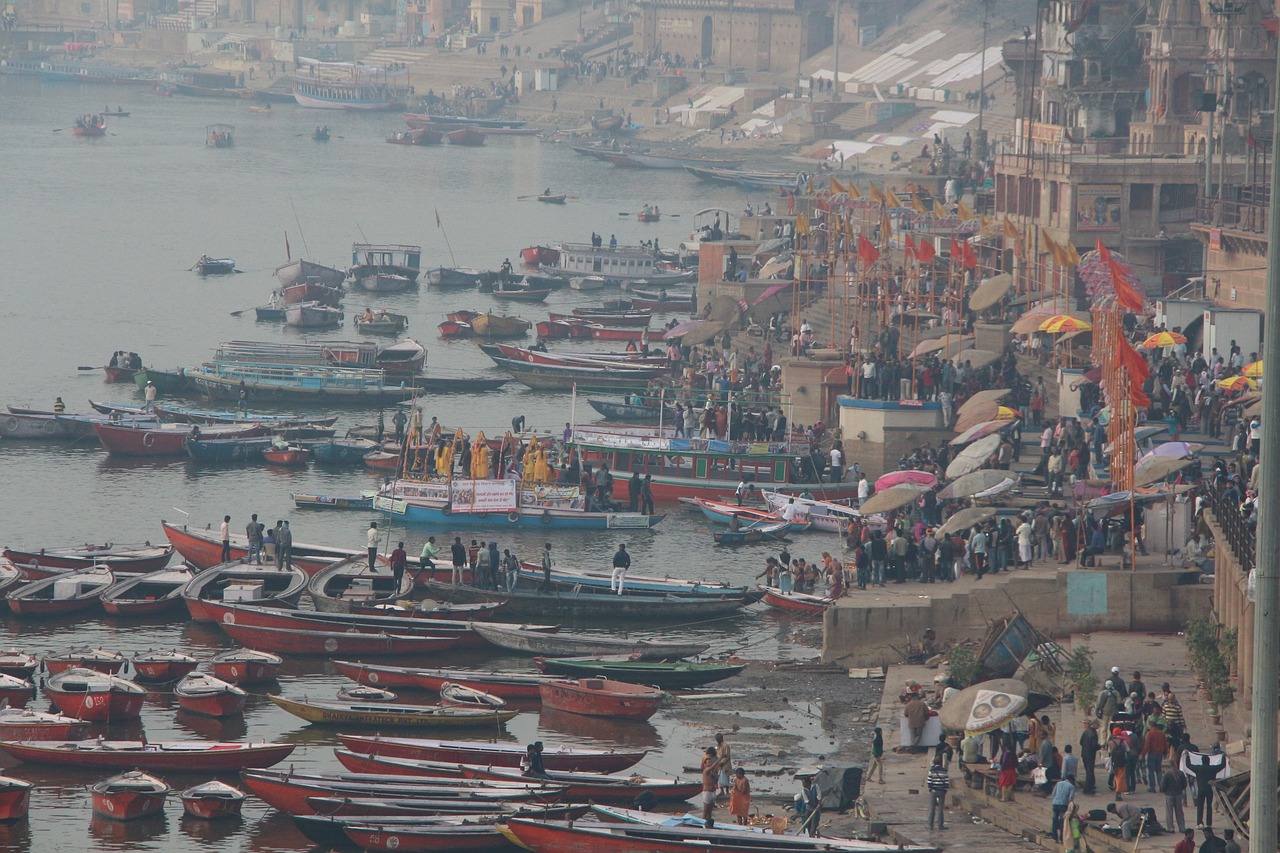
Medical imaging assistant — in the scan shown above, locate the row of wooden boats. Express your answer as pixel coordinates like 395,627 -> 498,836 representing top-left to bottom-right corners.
0,769 -> 248,824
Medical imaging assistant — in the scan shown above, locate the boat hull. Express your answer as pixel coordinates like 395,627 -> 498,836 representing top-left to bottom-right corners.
339,735 -> 643,772
539,679 -> 663,720
269,695 -> 517,729
333,661 -> 552,699
275,258 -> 346,289
93,789 -> 167,821
0,781 -> 31,821
761,588 -> 830,614
44,689 -> 144,721
0,739 -> 294,771
374,497 -> 661,530
219,622 -> 458,657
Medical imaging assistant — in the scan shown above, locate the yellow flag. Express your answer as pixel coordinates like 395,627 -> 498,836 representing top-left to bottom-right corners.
933,200 -> 948,218
886,188 -> 903,208
829,176 -> 846,195
795,213 -> 810,235
956,200 -> 974,221
912,193 -> 927,213
868,182 -> 886,205
1041,230 -> 1068,267
980,214 -> 992,232
1065,242 -> 1081,265
1002,217 -> 1020,239
846,182 -> 861,199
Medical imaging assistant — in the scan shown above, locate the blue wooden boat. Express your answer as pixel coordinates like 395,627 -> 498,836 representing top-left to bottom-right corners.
185,435 -> 274,463
373,496 -> 663,531
310,439 -> 379,464
154,404 -> 337,427
712,522 -> 792,546
975,611 -> 1040,680
183,362 -> 417,404
292,492 -> 374,510
255,305 -> 286,322
679,497 -> 810,534
512,565 -> 747,597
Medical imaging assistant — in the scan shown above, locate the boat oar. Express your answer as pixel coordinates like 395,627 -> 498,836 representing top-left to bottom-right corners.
52,128 -> 63,133
229,308 -> 252,317
77,365 -> 106,371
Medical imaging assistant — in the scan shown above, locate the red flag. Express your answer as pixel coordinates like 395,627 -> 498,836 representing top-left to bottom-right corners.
1117,337 -> 1151,382
1131,387 -> 1152,409
1097,239 -> 1143,311
1246,128 -> 1264,151
962,240 -> 978,270
917,239 -> 936,264
1095,237 -> 1111,263
950,238 -> 962,264
857,236 -> 880,266
904,234 -> 917,259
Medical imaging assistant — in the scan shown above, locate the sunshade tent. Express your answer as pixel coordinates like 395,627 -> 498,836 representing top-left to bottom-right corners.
951,419 -> 1013,446
1039,315 -> 1092,334
875,470 -> 938,491
1142,331 -> 1187,349
960,349 -> 1003,370
972,475 -> 1018,500
909,335 -> 974,359
857,485 -> 927,515
1217,375 -> 1257,392
1243,360 -> 1263,378
968,273 -> 1014,312
956,389 -> 1012,421
939,469 -> 1016,501
954,404 -> 1019,434
1141,442 -> 1202,460
939,678 -> 1029,735
1010,312 -> 1055,335
945,433 -> 1003,479
680,320 -> 728,347
757,255 -> 792,280
1132,455 -> 1195,487
935,506 -> 997,536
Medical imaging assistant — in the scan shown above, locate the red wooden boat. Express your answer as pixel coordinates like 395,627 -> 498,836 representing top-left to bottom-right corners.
538,677 -> 664,720
100,566 -> 193,616
73,114 -> 107,137
759,587 -> 832,615
0,777 -> 31,822
180,781 -> 246,820
446,127 -> 486,146
551,309 -> 653,326
0,738 -> 295,771
0,651 -> 37,680
93,422 -> 267,456
279,280 -> 344,306
209,648 -> 283,684
483,343 -> 664,368
447,310 -> 480,323
175,672 -> 247,717
0,708 -> 90,741
91,771 -> 170,821
438,320 -> 474,339
0,674 -> 33,709
162,519 -> 352,575
2,543 -> 174,574
455,762 -> 702,802
568,323 -> 664,342
131,650 -> 198,682
519,245 -> 559,267
102,364 -> 138,383
338,734 -> 644,773
239,768 -> 561,816
344,823 -> 508,852
219,622 -> 460,657
363,450 -> 401,471
261,445 -> 311,466
43,668 -> 146,721
7,566 -> 112,616
43,647 -> 126,675
333,660 -> 554,699
182,562 -> 308,622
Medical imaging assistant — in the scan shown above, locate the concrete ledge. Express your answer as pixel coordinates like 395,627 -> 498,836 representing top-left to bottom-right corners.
822,565 -> 1211,666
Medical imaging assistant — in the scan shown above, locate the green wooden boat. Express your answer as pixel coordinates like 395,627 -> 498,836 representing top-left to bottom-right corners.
134,367 -> 193,395
533,656 -> 746,689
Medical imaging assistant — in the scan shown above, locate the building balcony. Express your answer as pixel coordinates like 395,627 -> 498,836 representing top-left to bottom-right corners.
1194,197 -> 1268,235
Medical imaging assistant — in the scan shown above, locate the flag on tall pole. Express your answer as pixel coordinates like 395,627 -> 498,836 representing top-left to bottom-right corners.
857,236 -> 880,266
917,239 -> 936,264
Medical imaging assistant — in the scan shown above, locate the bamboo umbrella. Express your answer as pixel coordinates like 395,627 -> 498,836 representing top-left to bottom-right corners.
939,678 -> 1029,734
956,389 -> 1012,421
857,485 -> 926,515
1141,331 -> 1187,349
950,419 -> 1014,446
968,273 -> 1015,312
944,434 -> 1003,479
935,506 -> 997,536
938,469 -> 1014,500
1039,314 -> 1092,334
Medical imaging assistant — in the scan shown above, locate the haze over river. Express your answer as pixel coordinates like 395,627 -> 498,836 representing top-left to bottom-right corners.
0,78 -> 826,851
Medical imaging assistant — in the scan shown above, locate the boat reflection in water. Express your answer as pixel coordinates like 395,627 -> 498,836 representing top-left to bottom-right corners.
90,812 -> 168,844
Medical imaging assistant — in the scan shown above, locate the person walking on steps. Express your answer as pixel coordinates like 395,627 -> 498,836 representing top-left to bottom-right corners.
926,758 -> 949,831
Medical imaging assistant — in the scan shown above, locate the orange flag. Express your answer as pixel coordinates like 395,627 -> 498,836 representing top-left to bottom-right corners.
933,200 -> 949,218
868,182 -> 886,205
829,176 -> 847,195
956,200 -> 974,221
886,188 -> 903,208
1065,242 -> 1081,265
912,193 -> 928,213
1002,217 -> 1020,239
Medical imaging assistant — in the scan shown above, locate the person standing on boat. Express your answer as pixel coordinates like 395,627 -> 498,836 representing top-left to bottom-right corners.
390,541 -> 407,589
219,515 -> 231,563
245,514 -> 263,565
366,522 -> 380,572
419,536 -> 439,577
237,381 -> 248,414
144,381 -> 156,411
451,537 -> 467,585
641,474 -> 655,515
610,543 -> 631,594
628,472 -> 642,512
538,541 -> 553,592
277,520 -> 293,569
53,397 -> 65,413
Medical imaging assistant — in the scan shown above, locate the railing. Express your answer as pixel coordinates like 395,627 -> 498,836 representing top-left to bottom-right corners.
1194,198 -> 1269,235
1204,480 -> 1254,574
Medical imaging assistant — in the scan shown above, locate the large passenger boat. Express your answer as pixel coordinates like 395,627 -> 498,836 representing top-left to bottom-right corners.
291,59 -> 409,111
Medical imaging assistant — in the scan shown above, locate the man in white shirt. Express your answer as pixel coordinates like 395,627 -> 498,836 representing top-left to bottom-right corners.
829,445 -> 844,483
781,499 -> 800,523
367,521 -> 380,571
1016,516 -> 1034,568
857,474 -> 870,506
219,515 -> 231,564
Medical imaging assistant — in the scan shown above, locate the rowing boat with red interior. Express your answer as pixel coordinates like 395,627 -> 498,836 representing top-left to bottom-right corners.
333,660 -> 555,698
337,735 -> 645,772
538,677 -> 664,720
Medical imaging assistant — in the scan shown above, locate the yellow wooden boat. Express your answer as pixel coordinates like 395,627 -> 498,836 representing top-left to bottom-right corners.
268,695 -> 517,728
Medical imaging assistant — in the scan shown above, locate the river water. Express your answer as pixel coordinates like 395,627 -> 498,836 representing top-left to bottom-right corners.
0,76 -> 829,851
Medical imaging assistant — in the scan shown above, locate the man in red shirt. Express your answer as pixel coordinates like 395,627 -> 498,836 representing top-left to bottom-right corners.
389,542 -> 408,589
1173,828 -> 1195,853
